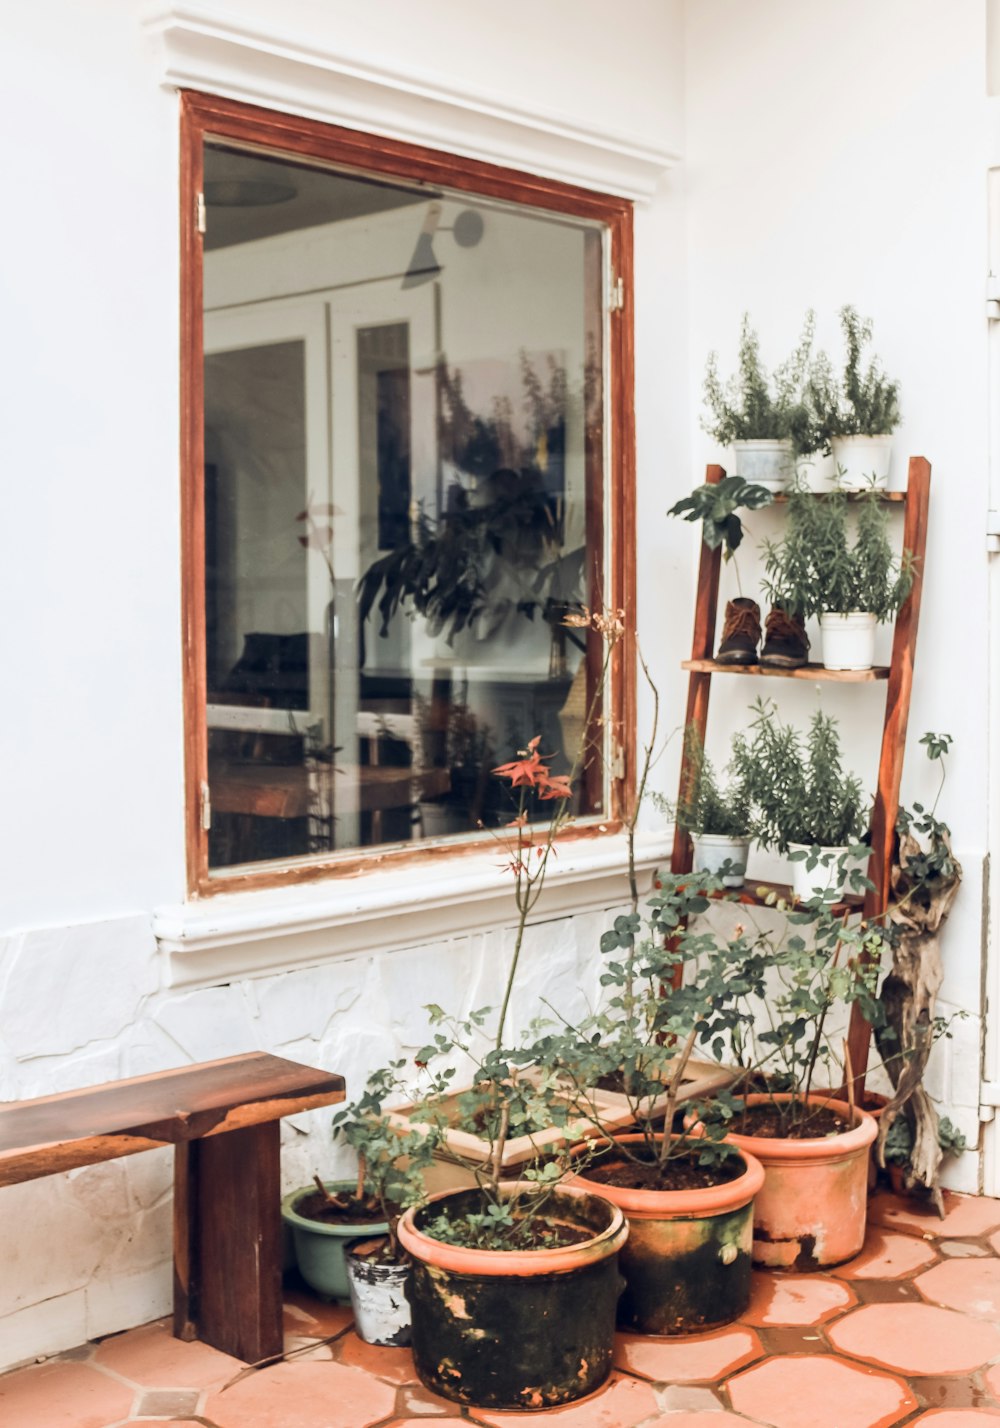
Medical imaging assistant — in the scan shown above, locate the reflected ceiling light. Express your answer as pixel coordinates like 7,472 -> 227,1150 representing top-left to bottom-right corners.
402,202 -> 485,288
204,179 -> 298,207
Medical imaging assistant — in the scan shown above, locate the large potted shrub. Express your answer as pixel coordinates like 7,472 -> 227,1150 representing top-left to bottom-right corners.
560,870 -> 765,1335
732,699 -> 869,900
763,487 -> 913,671
699,897 -> 888,1268
828,305 -> 901,489
702,313 -> 815,492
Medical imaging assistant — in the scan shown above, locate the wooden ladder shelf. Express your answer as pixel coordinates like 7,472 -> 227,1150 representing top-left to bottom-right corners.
670,456 -> 931,1089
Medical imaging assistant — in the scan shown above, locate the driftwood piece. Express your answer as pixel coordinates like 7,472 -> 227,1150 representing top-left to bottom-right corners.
873,830 -> 962,1216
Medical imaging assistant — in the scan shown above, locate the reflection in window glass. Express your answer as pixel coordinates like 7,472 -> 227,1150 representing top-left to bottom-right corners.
202,142 -> 606,872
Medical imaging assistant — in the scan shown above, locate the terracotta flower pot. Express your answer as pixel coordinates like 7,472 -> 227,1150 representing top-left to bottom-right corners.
721,1094 -> 878,1269
568,1134 -> 764,1335
397,1183 -> 628,1411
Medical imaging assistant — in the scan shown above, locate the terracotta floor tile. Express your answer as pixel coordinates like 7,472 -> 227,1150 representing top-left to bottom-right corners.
981,1364 -> 1000,1400
93,1319 -> 242,1389
655,1385 -> 728,1412
833,1230 -> 940,1280
643,1416 -> 767,1427
829,1303 -> 1000,1375
916,1259 -> 1000,1318
0,1360 -> 134,1428
870,1194 -> 1000,1241
910,1377 -> 997,1411
727,1353 -> 917,1428
134,1386 -> 201,1415
852,1278 -> 923,1304
942,1243 -> 992,1258
614,1326 -> 763,1382
395,1381 -> 464,1415
204,1358 -> 397,1428
283,1290 -> 355,1338
741,1274 -> 856,1326
382,1420 -> 468,1426
474,1374 -> 659,1425
334,1331 -> 420,1384
910,1414 -> 1000,1426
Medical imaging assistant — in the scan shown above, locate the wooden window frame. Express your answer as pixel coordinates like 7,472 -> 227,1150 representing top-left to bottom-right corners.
180,89 -> 636,898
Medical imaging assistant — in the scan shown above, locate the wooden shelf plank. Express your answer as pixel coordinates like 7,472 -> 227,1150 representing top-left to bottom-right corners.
681,659 -> 890,683
730,878 -> 864,918
770,490 -> 907,504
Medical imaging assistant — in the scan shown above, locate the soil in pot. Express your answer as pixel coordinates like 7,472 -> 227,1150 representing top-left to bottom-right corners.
730,1103 -> 848,1139
399,1185 -> 626,1410
294,1187 -> 391,1226
281,1180 -> 389,1303
570,1138 -> 763,1336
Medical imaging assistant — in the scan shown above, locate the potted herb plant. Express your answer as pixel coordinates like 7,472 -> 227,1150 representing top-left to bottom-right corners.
732,699 -> 869,900
699,897 -> 888,1268
664,725 -> 755,887
702,313 -> 815,492
763,487 -> 913,671
828,305 -> 901,490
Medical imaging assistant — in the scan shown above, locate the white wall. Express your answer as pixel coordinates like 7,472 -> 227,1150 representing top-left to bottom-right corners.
0,0 -> 688,1371
682,0 -> 994,1188
2,0 -> 993,1372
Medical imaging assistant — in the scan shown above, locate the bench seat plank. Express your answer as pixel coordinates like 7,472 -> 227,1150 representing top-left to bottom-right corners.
0,1052 -> 346,1187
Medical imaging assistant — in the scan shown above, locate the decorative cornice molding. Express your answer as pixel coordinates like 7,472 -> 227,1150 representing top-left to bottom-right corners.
153,831 -> 673,987
143,3 -> 677,201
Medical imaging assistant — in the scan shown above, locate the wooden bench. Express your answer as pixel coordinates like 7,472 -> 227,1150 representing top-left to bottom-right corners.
0,1052 -> 345,1363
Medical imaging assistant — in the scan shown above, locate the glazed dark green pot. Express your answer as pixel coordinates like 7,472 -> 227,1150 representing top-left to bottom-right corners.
397,1184 -> 628,1411
570,1135 -> 765,1335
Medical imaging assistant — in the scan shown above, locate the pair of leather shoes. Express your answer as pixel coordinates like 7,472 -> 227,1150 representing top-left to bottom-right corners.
716,598 -> 809,668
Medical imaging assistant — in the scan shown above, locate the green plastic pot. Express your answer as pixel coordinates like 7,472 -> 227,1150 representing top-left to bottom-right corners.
281,1181 -> 388,1303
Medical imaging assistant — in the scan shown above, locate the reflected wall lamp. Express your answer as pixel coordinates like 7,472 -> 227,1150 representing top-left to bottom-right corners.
402,201 -> 485,287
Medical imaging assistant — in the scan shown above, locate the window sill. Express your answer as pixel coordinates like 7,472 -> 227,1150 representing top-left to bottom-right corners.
152,830 -> 672,988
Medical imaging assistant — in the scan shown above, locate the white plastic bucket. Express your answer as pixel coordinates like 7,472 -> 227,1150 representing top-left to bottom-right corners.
692,832 -> 751,887
795,449 -> 838,492
788,844 -> 851,902
731,439 -> 795,493
831,435 -> 892,491
346,1244 -> 412,1346
819,612 -> 876,671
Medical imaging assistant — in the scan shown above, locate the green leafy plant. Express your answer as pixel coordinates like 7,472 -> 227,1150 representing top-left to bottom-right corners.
882,1110 -> 967,1167
731,698 -> 867,851
763,487 -> 913,622
665,724 -> 753,838
667,476 -> 773,560
323,1062 -> 445,1260
702,313 -> 815,452
830,305 -> 901,438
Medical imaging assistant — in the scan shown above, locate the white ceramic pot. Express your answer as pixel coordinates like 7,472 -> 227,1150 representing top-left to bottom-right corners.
692,832 -> 751,887
819,611 -> 876,671
346,1241 -> 412,1346
795,449 -> 838,492
831,434 -> 892,491
788,843 -> 851,902
731,439 -> 795,493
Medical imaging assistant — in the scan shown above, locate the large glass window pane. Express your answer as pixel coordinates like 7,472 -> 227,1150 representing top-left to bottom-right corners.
202,141 -> 606,872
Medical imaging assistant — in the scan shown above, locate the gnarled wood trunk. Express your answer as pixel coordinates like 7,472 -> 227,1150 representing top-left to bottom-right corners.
873,830 -> 961,1215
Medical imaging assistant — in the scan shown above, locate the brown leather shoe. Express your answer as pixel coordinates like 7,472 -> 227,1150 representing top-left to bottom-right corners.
716,598 -> 762,665
760,606 -> 810,668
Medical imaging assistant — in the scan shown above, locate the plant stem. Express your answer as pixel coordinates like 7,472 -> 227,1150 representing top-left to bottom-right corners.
658,1028 -> 698,1165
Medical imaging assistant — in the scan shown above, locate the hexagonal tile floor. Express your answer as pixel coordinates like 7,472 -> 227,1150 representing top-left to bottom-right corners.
5,1189 -> 1000,1427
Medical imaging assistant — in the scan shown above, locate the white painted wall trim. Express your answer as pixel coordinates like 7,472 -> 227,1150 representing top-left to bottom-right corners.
153,830 -> 673,987
142,2 -> 678,201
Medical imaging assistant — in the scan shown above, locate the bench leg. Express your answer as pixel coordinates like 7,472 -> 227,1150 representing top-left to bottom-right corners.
173,1123 -> 283,1363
